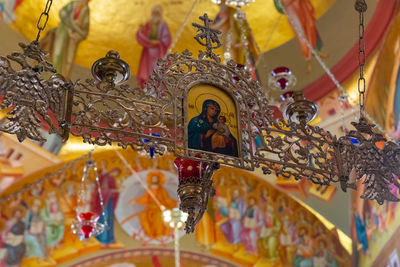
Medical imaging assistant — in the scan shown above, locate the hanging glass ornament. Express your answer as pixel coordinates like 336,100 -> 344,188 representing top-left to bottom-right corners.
268,66 -> 297,98
139,132 -> 167,159
211,0 -> 255,7
71,152 -> 107,240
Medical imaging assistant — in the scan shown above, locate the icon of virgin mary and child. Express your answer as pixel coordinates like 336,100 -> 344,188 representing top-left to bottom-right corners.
188,99 -> 238,157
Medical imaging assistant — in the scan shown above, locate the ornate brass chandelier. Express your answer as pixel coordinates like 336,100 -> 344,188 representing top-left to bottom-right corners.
0,0 -> 399,233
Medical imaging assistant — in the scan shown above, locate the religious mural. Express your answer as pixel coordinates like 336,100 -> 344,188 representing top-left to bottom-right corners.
136,5 -> 171,88
115,169 -> 179,245
0,147 -> 352,266
0,0 -> 23,24
273,0 -> 325,73
365,12 -> 400,143
212,0 -> 259,79
187,84 -> 239,157
0,150 -> 128,266
352,178 -> 400,267
0,137 -> 23,192
40,0 -> 91,78
196,167 -> 351,267
98,166 -> 120,246
71,248 -> 238,267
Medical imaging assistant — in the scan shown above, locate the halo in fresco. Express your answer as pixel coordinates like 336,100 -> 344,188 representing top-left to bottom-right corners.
115,169 -> 181,245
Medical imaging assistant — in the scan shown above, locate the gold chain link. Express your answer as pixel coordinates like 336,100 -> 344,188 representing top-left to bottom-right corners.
355,0 -> 367,117
35,0 -> 53,42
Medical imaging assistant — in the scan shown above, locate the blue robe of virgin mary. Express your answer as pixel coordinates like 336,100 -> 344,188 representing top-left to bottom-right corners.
188,99 -> 220,150
188,99 -> 239,156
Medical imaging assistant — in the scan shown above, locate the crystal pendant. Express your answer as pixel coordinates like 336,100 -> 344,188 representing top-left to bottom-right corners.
268,66 -> 297,95
71,212 -> 105,240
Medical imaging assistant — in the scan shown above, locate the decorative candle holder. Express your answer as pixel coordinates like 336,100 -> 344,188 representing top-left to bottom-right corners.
174,157 -> 219,233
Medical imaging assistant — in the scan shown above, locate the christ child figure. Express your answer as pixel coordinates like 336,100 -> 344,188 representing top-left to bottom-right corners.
211,116 -> 232,150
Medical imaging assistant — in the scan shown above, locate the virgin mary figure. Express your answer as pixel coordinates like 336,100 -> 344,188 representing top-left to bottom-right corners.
188,99 -> 238,157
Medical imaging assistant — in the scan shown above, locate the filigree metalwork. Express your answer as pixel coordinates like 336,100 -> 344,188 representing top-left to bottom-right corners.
337,118 -> 400,204
0,13 -> 400,215
0,42 -> 71,142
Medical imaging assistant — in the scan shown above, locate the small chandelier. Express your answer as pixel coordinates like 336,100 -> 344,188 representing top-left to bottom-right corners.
71,152 -> 106,239
162,208 -> 188,267
162,208 -> 189,229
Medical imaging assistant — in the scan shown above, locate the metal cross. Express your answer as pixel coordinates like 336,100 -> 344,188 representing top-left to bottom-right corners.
192,14 -> 222,61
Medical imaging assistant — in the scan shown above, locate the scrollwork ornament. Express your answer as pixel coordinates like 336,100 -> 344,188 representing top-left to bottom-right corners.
0,42 -> 70,142
338,118 -> 400,204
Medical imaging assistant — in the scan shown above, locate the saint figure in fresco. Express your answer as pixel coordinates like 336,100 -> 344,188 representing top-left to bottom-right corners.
40,0 -> 90,78
219,187 -> 246,248
25,197 -> 47,259
212,0 -> 259,79
40,189 -> 64,250
136,5 -> 171,88
312,221 -> 326,239
3,207 -> 26,267
129,171 -> 176,240
313,237 -> 338,267
0,0 -> 23,24
257,184 -> 271,205
258,203 -> 280,262
279,211 -> 295,265
188,99 -> 238,157
215,174 -> 229,221
296,209 -> 311,227
90,166 -> 121,246
274,0 -> 324,73
0,218 -> 6,267
195,197 -> 216,249
353,211 -> 369,255
293,224 -> 314,267
389,67 -> 400,141
277,195 -> 293,215
239,195 -> 262,254
60,180 -> 79,245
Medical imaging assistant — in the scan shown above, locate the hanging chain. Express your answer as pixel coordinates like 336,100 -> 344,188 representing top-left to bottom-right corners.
35,0 -> 53,43
93,162 -> 108,229
355,0 -> 367,118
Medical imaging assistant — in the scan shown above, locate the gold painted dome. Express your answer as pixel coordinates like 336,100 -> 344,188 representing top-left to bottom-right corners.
11,0 -> 335,74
